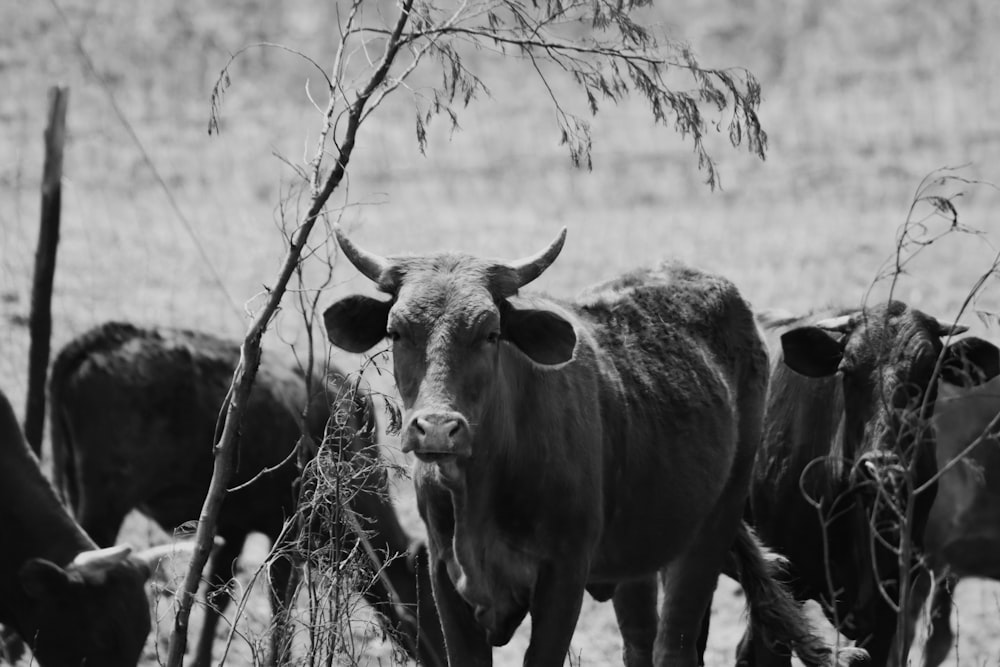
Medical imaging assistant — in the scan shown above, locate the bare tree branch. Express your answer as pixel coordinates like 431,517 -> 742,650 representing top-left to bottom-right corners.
165,0 -> 419,662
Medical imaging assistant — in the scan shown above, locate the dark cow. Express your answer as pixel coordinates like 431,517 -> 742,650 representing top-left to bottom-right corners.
323,226 -> 839,667
0,383 -> 173,666
897,375 -> 1000,667
48,322 -> 446,667
739,303 -> 1000,667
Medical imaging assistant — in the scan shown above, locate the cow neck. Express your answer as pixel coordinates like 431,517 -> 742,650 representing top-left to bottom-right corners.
825,381 -> 879,500
1,425 -> 94,569
484,341 -> 568,476
767,364 -> 849,500
441,339 -> 576,534
440,343 -> 571,612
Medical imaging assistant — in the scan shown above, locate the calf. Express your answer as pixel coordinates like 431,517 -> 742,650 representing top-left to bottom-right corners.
49,322 -> 445,667
0,383 -> 164,666
741,303 -> 999,666
324,227 -> 838,667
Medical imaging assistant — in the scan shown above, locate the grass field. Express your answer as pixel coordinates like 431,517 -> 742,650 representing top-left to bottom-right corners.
3,0 -> 1000,664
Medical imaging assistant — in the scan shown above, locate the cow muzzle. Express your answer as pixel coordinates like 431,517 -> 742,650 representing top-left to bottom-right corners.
402,409 -> 473,461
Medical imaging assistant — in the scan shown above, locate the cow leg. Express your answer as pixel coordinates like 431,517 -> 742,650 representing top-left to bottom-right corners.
697,545 -> 743,665
523,561 -> 588,666
654,553 -> 721,667
612,577 -> 658,667
923,572 -> 957,667
654,517 -> 742,667
429,554 -> 492,666
654,479 -> 750,667
191,534 -> 244,667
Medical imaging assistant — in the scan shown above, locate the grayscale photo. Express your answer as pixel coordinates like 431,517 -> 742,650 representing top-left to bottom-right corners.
2,0 -> 999,665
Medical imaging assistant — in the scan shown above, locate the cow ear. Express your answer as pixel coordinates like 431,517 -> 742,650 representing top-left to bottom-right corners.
324,295 -> 391,353
940,337 -> 1000,387
502,307 -> 577,366
780,327 -> 845,378
20,559 -> 72,599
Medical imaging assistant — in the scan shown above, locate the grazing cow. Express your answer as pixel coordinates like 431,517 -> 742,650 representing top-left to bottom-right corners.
897,375 -> 1000,667
49,322 -> 446,667
0,383 -> 169,666
323,226 -> 840,667
739,303 -> 1000,667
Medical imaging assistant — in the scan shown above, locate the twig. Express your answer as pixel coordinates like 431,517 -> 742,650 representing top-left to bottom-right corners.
164,0 -> 418,662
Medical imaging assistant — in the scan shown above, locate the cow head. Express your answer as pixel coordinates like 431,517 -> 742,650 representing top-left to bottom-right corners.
781,302 -> 999,465
324,227 -> 576,474
779,302 -> 1000,622
16,545 -> 154,667
781,302 -> 999,564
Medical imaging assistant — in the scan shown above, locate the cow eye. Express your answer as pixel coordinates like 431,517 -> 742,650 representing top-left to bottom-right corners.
486,331 -> 500,345
386,329 -> 401,343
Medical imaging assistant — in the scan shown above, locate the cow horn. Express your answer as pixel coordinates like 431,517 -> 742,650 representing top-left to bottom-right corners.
335,224 -> 390,283
131,539 -> 201,566
68,544 -> 133,584
933,319 -> 968,336
507,227 -> 568,288
813,314 -> 855,333
129,537 -> 223,581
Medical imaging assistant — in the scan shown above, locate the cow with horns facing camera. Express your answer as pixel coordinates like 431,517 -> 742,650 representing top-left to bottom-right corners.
323,226 -> 855,667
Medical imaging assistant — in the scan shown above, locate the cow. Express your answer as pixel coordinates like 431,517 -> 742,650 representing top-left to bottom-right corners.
896,375 -> 1000,667
48,322 -> 447,667
0,382 -> 183,666
735,303 -> 1000,667
322,226 -> 845,667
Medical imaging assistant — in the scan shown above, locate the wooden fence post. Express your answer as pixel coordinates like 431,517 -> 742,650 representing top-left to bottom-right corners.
25,85 -> 69,456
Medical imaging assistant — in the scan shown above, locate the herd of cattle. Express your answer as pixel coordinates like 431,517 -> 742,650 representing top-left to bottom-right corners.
3,226 -> 1000,666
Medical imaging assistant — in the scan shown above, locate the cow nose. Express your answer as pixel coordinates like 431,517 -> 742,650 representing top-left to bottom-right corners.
403,410 -> 472,459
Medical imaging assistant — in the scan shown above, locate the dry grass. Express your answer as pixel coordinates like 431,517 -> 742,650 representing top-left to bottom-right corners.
3,0 -> 1000,664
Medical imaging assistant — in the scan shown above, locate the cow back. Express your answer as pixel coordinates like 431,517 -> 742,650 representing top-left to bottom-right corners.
572,262 -> 769,575
48,322 -> 363,545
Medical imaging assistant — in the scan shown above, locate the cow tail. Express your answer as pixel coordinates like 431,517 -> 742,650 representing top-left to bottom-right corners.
733,521 -> 869,667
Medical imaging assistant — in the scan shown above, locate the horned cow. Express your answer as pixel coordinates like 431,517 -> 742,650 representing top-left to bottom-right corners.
739,304 -> 999,667
323,226 -> 842,667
